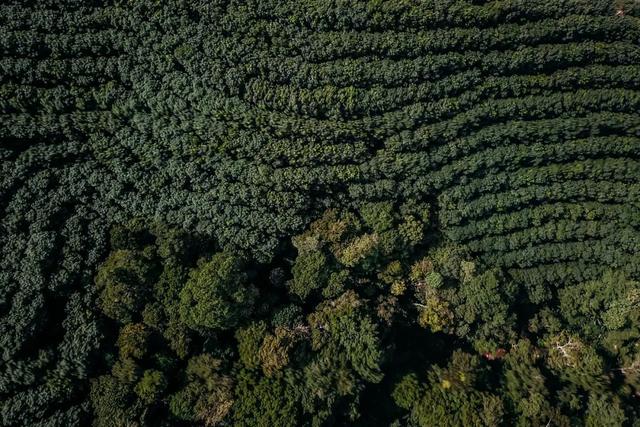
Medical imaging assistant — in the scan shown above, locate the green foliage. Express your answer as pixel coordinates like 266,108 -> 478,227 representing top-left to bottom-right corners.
309,291 -> 384,383
402,352 -> 504,427
450,270 -> 518,350
559,271 -> 640,337
392,373 -> 422,410
15,212 -> 640,425
90,225 -> 239,426
90,375 -> 137,427
111,357 -> 141,386
360,202 -> 394,233
417,288 -> 453,332
117,323 -> 151,360
232,370 -> 299,427
3,1 -> 640,425
585,394 -> 627,427
172,354 -> 235,426
272,304 -> 304,328
179,252 -> 257,331
502,339 -> 557,424
413,260 -> 518,350
425,271 -> 444,289
95,249 -> 157,324
135,370 -> 167,404
289,250 -> 330,300
236,321 -> 268,370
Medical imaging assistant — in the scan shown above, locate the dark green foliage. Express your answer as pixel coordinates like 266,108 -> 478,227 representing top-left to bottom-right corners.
2,0 -> 640,425
289,250 -> 329,301
179,253 -> 257,331
402,352 -> 504,427
308,291 -> 384,384
392,373 -> 422,411
117,323 -> 151,360
232,370 -> 299,427
8,213 -> 640,426
236,321 -> 268,370
88,225 -> 239,426
585,395 -> 627,426
95,249 -> 157,324
559,271 -> 640,336
271,304 -> 304,328
412,255 -> 518,351
90,375 -> 137,427
135,370 -> 168,404
169,354 -> 234,426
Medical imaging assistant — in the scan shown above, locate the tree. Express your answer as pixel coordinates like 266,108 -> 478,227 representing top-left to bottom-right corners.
169,354 -> 234,426
135,370 -> 167,404
392,373 -> 422,411
289,249 -> 330,301
401,352 -> 504,427
95,249 -> 157,324
90,375 -> 137,427
179,252 -> 257,331
232,369 -> 300,427
236,321 -> 268,370
585,394 -> 626,427
117,323 -> 151,360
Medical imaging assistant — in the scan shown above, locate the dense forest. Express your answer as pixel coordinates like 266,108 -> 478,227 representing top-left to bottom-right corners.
1,0 -> 640,425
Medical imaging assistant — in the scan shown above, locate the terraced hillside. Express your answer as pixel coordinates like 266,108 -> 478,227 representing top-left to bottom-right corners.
1,0 -> 640,426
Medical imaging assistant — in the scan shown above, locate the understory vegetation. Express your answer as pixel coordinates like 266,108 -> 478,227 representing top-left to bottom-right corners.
1,0 -> 640,425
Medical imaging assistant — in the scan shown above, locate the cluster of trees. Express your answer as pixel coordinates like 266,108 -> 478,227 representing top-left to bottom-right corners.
90,223 -> 239,426
1,0 -> 639,425
88,209 -> 640,426
88,202 -> 431,426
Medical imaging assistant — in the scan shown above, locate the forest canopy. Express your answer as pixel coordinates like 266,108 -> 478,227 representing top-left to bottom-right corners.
1,0 -> 640,426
